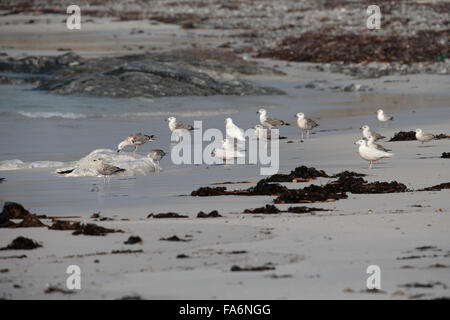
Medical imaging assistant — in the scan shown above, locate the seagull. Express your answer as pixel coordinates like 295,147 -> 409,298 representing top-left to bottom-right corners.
367,135 -> 391,152
212,139 -> 245,161
147,149 -> 167,171
117,133 -> 154,153
166,116 -> 194,133
415,128 -> 435,144
377,109 -> 394,124
295,112 -> 319,139
93,159 -> 126,183
253,124 -> 278,140
225,118 -> 245,142
354,139 -> 394,169
361,125 -> 385,141
257,108 -> 286,128
166,116 -> 194,142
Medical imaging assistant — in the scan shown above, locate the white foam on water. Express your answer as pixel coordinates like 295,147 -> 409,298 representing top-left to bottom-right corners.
0,159 -> 66,171
16,111 -> 89,119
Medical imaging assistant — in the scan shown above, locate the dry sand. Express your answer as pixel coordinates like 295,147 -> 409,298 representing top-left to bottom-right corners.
0,11 -> 449,300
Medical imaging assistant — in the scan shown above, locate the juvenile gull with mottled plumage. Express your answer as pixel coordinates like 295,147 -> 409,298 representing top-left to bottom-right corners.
117,133 -> 155,153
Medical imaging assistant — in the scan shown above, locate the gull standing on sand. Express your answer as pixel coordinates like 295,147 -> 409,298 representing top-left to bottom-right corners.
94,159 -> 126,183
361,125 -> 385,141
367,135 -> 391,152
225,118 -> 245,142
117,133 -> 155,153
166,116 -> 194,142
258,108 -> 286,128
355,139 -> 394,169
415,128 -> 435,144
253,124 -> 279,140
166,116 -> 194,133
295,112 -> 319,139
148,149 -> 167,171
377,109 -> 394,124
213,139 -> 245,161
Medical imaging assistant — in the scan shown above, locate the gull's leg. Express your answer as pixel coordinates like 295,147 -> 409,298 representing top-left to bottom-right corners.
369,161 -> 373,169
103,175 -> 106,184
301,129 -> 304,140
134,145 -> 138,154
307,130 -> 310,139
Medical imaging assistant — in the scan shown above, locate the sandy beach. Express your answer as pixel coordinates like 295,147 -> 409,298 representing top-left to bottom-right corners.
0,1 -> 449,300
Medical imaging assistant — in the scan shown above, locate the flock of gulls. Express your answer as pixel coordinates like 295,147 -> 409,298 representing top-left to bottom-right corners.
95,107 -> 438,182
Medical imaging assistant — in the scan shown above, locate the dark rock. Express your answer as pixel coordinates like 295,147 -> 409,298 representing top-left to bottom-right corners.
124,236 -> 142,245
441,152 -> 450,159
176,254 -> 190,259
0,50 -> 285,98
0,237 -> 42,250
197,210 -> 222,218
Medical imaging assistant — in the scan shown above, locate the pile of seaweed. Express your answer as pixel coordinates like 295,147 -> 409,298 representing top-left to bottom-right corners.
275,172 -> 408,204
0,202 -> 47,228
256,30 -> 450,64
390,131 -> 449,141
419,183 -> 450,191
192,169 -> 408,204
264,165 -> 329,182
243,204 -> 330,214
191,180 -> 289,197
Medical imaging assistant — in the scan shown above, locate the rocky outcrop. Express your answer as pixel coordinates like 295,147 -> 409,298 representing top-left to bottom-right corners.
0,50 -> 284,97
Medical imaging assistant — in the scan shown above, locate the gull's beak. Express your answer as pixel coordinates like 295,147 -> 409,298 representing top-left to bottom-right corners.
116,150 -> 121,153
360,127 -> 363,129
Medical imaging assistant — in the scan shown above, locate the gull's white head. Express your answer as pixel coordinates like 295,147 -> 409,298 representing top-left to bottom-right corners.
166,116 -> 176,123
253,124 -> 263,130
354,139 -> 366,146
225,118 -> 233,125
377,109 -> 384,114
117,137 -> 132,153
361,125 -> 370,131
295,112 -> 305,119
415,128 -> 423,134
367,135 -> 375,142
257,108 -> 267,116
